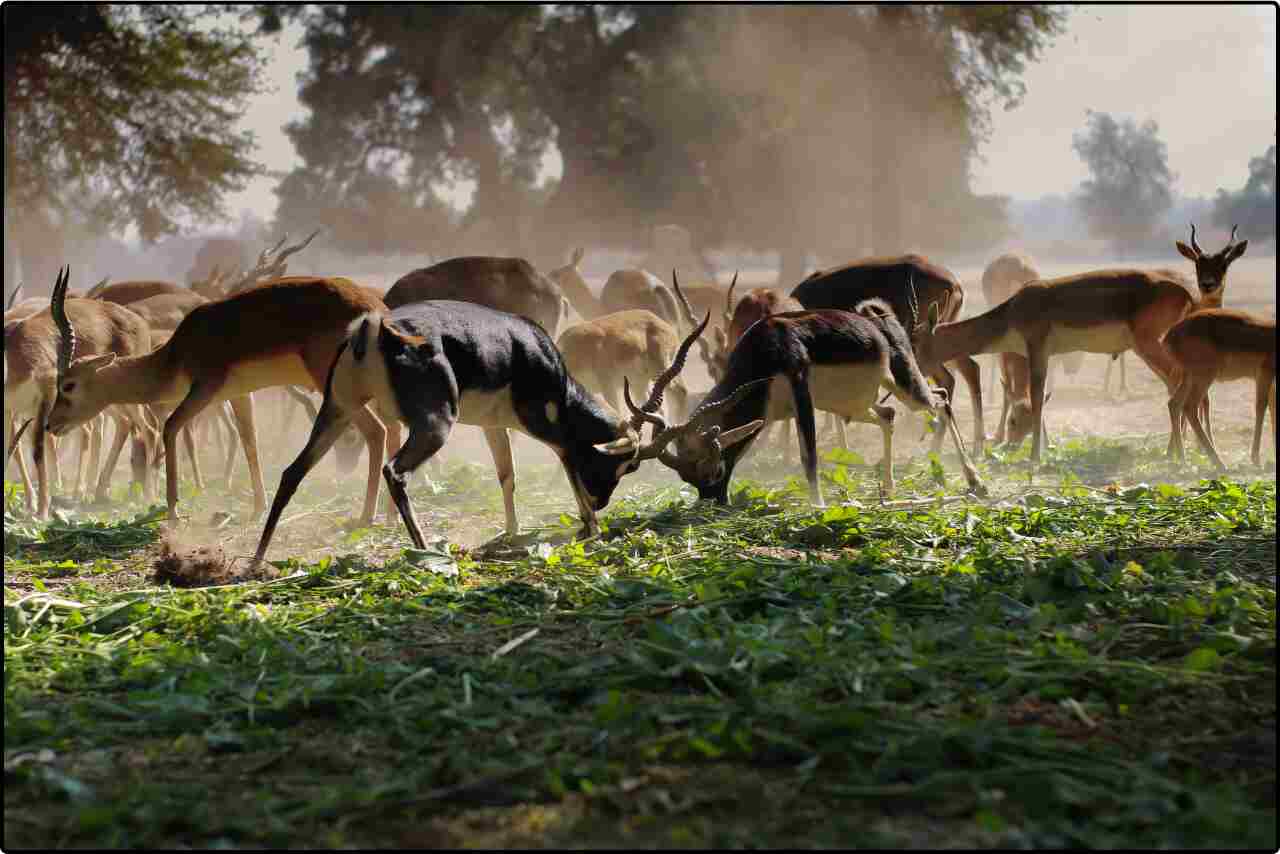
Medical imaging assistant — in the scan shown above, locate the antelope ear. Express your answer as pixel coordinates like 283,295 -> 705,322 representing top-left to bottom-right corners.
927,302 -> 940,333
594,435 -> 638,456
1226,240 -> 1248,263
718,419 -> 764,449
571,247 -> 585,267
1043,391 -> 1053,405
1174,241 -> 1198,262
79,353 -> 117,372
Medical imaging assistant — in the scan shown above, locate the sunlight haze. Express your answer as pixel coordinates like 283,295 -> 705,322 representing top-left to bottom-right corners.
224,6 -> 1277,222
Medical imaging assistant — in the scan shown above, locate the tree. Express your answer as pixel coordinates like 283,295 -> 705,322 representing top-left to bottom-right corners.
1071,110 -> 1176,252
1213,143 -> 1275,241
268,5 -> 1066,271
4,4 -> 266,288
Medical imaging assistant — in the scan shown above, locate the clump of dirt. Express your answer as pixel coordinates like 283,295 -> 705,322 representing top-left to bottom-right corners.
153,529 -> 246,587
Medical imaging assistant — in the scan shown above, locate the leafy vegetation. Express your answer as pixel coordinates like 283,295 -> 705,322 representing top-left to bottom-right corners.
4,434 -> 1274,848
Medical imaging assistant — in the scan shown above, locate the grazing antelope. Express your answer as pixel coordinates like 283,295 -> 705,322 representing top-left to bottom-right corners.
5,269 -> 156,517
383,255 -> 570,338
790,254 -> 986,454
911,268 -> 1196,463
1166,309 -> 1275,470
599,269 -> 681,328
649,299 -> 983,506
556,310 -> 691,425
254,302 -> 723,562
692,274 -> 847,455
981,252 -> 1079,446
341,255 -> 576,479
546,248 -> 606,320
45,273 -> 390,523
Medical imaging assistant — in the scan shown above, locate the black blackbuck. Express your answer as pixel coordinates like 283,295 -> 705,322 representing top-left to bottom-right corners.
646,298 -> 985,506
253,301 -> 742,562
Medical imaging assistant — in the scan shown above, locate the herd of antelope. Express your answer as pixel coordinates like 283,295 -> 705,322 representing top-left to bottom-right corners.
3,223 -> 1275,565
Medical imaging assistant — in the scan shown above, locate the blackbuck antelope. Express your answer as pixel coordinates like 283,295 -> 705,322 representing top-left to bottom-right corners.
547,248 -> 606,320
790,254 -> 986,454
5,269 -> 156,517
189,231 -> 321,300
88,280 -> 190,305
556,310 -> 691,425
1175,223 -> 1248,307
384,256 -> 570,338
912,269 -> 1196,463
1166,309 -> 1275,470
254,302 -> 728,562
692,275 -> 848,456
599,269 -> 681,328
45,274 -> 390,523
651,300 -> 984,506
980,252 -> 1080,447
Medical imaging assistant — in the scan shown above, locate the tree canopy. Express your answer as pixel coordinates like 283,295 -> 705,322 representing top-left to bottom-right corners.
1072,110 -> 1176,253
1213,143 -> 1275,242
4,3 -> 266,287
268,4 -> 1068,272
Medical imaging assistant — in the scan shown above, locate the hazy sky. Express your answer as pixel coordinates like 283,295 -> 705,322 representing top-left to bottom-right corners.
224,5 -> 1277,220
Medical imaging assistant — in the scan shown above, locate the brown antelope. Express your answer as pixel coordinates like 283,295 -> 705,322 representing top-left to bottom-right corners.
648,298 -> 984,505
5,269 -> 156,517
45,273 -> 391,524
556,310 -> 691,426
189,231 -> 321,300
599,269 -> 681,328
980,252 -> 1080,447
88,280 -> 190,305
546,248 -> 606,320
1166,308 -> 1274,470
253,302 -> 726,562
912,268 -> 1197,463
383,255 -> 570,337
790,254 -> 986,454
1170,223 -> 1250,442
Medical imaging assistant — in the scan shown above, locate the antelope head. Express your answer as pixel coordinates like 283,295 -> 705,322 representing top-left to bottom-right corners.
583,309 -> 752,500
1175,223 -> 1248,307
45,267 -> 116,437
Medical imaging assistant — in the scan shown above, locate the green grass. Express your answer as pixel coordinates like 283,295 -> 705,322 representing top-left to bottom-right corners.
4,437 -> 1276,848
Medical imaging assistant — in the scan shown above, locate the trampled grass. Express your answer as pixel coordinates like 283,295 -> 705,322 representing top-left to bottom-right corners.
4,436 -> 1276,848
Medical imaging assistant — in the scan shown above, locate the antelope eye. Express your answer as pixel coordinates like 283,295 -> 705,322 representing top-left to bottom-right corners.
63,382 -> 76,393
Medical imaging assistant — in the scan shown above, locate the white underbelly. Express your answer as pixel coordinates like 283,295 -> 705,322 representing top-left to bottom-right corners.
1045,322 -> 1132,355
458,385 -> 521,429
761,361 -> 887,422
219,354 -> 315,399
